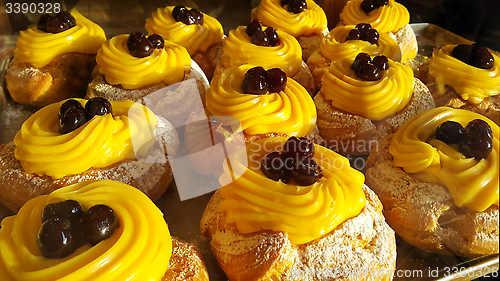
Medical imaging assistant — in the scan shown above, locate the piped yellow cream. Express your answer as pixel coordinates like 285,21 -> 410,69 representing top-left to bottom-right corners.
0,180 -> 172,281
255,0 -> 328,37
14,10 -> 106,68
223,26 -> 302,77
321,56 -> 414,120
389,107 -> 499,212
339,0 -> 409,34
206,64 -> 316,137
428,45 -> 500,105
320,25 -> 402,62
14,99 -> 158,179
96,34 -> 191,89
218,137 -> 366,244
145,6 -> 224,55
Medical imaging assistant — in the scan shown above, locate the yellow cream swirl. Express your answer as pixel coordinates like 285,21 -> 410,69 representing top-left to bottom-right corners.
428,45 -> 500,105
145,6 -> 224,55
320,25 -> 402,62
14,99 -> 158,179
321,56 -> 414,120
218,137 -> 366,244
96,34 -> 191,89
339,0 -> 409,34
255,0 -> 328,37
223,26 -> 302,77
0,180 -> 172,281
206,64 -> 316,136
389,107 -> 499,212
14,10 -> 106,68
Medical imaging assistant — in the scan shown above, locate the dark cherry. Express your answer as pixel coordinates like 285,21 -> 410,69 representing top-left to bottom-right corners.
460,119 -> 493,159
470,43 -> 494,69
288,0 -> 307,14
37,217 -> 78,258
365,28 -> 379,44
37,14 -> 53,32
266,68 -> 287,93
85,97 -> 112,120
246,20 -> 263,37
131,38 -> 153,58
127,31 -> 146,51
190,9 -> 204,25
435,121 -> 465,144
265,27 -> 280,46
357,63 -> 381,81
241,73 -> 268,95
56,11 -> 76,30
172,5 -> 188,22
360,0 -> 388,14
147,34 -> 165,49
283,136 -> 315,160
42,200 -> 84,225
251,29 -> 270,46
59,106 -> 87,134
355,23 -> 372,32
261,151 -> 286,181
281,0 -> 290,6
346,29 -> 361,41
291,157 -> 323,186
465,119 -> 493,138
178,9 -> 196,25
372,55 -> 389,70
80,205 -> 119,245
351,52 -> 372,72
59,99 -> 84,118
246,66 -> 268,78
46,18 -> 66,34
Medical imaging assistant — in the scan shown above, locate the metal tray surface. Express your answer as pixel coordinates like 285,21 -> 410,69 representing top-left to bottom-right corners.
0,23 -> 498,281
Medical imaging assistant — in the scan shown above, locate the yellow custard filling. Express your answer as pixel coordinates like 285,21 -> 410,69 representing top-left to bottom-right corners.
14,10 -> 106,68
223,26 -> 302,77
389,107 -> 499,212
428,45 -> 500,105
340,0 -> 409,34
14,99 -> 158,179
255,0 -> 328,37
218,137 -> 366,244
206,64 -> 316,137
96,34 -> 191,89
321,56 -> 414,120
145,6 -> 224,55
0,180 -> 172,281
320,25 -> 402,62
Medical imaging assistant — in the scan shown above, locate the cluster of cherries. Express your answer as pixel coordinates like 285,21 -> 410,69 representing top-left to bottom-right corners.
436,119 -> 493,159
37,11 -> 76,33
37,200 -> 119,259
360,0 -> 389,14
172,5 -> 204,25
59,97 -> 112,134
281,0 -> 307,14
246,20 -> 280,47
260,137 -> 323,186
127,32 -> 165,58
351,52 -> 389,81
241,66 -> 287,95
451,42 -> 495,70
345,23 -> 380,45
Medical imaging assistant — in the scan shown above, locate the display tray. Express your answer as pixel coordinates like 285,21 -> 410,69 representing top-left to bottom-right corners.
0,23 -> 498,280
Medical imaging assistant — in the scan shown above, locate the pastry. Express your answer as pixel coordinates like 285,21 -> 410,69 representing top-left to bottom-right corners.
86,32 -> 209,127
418,43 -> 500,125
200,136 -> 396,280
0,98 -> 179,211
5,10 -> 106,107
251,0 -> 329,61
365,107 -> 499,258
339,0 -> 417,63
213,21 -> 316,96
0,180 -> 209,280
307,23 -> 403,89
145,5 -> 225,81
315,53 -> 435,155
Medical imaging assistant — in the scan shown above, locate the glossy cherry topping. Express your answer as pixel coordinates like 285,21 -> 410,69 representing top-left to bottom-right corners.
147,34 -> 165,49
172,5 -> 204,25
80,204 -> 120,245
59,105 -> 87,134
251,29 -> 270,46
37,217 -> 79,259
360,0 -> 389,14
283,136 -> 315,160
42,200 -> 84,224
265,27 -> 280,46
372,55 -> 389,70
127,31 -> 157,58
246,20 -> 263,37
246,21 -> 280,47
85,97 -> 112,120
282,0 -> 307,14
58,98 -> 112,134
127,31 -> 146,51
436,121 -> 465,144
351,52 -> 388,81
241,72 -> 269,95
37,11 -> 76,33
131,38 -> 153,58
261,151 -> 288,181
451,43 -> 495,69
291,157 -> 323,186
460,119 -> 493,159
266,68 -> 288,93
345,23 -> 380,45
241,67 -> 288,95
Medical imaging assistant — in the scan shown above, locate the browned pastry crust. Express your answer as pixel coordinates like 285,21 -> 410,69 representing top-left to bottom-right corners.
390,23 -> 418,63
5,53 -> 96,107
200,184 -> 397,281
192,41 -> 225,81
365,135 -> 499,258
164,237 -> 210,281
314,78 -> 435,155
0,117 -> 179,212
418,64 -> 500,125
